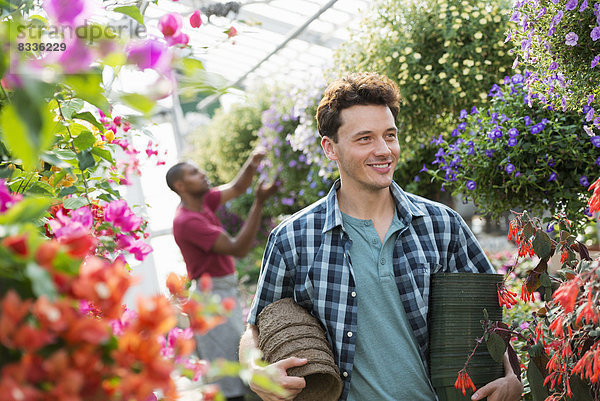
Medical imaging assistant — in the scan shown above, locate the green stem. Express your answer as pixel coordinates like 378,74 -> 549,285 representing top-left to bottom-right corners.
0,83 -> 10,104
56,98 -> 92,205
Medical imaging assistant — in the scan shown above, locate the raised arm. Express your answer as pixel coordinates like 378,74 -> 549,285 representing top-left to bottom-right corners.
217,149 -> 265,204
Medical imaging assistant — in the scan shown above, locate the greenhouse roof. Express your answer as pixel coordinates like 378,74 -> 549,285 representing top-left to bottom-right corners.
145,0 -> 370,92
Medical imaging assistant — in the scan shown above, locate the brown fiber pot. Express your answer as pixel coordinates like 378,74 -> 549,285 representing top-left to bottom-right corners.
257,298 -> 343,401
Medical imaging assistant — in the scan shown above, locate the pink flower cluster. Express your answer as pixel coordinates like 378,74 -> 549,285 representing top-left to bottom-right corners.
0,179 -> 22,213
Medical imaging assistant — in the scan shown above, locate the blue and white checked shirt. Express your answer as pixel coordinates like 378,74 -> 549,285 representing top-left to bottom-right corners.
248,180 -> 495,401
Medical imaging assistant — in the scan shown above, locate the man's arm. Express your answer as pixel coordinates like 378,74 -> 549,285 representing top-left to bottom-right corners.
471,352 -> 523,401
217,150 -> 265,205
211,179 -> 277,258
239,324 -> 307,401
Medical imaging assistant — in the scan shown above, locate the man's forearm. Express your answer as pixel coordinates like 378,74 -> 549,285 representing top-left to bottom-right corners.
229,155 -> 260,194
239,324 -> 261,366
232,199 -> 265,257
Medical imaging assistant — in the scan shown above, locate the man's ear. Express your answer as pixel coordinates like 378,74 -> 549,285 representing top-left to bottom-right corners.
321,136 -> 338,161
173,180 -> 184,194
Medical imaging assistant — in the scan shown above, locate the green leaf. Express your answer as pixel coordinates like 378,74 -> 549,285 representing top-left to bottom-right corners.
64,74 -> 110,114
568,375 -> 593,400
77,149 -> 95,170
539,272 -> 551,288
53,149 -> 78,162
527,359 -> 549,401
25,262 -> 57,300
522,222 -> 535,241
62,196 -> 89,210
532,231 -> 552,260
58,186 -> 78,197
91,147 -> 114,163
121,93 -> 155,114
60,98 -> 84,120
486,332 -> 506,363
40,151 -> 72,168
0,197 -> 52,225
26,181 -> 55,196
72,130 -> 96,151
113,5 -> 144,25
73,111 -> 105,132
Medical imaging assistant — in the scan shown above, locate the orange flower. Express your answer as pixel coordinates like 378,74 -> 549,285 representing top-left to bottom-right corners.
497,284 -> 518,309
222,297 -> 236,312
553,278 -> 579,313
2,234 -> 28,256
0,290 -> 32,348
454,368 -> 476,395
588,178 -> 600,214
166,272 -> 188,297
576,291 -> 598,325
135,295 -> 176,335
199,273 -> 212,292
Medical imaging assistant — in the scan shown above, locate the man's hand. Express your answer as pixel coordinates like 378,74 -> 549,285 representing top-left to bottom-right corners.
471,372 -> 522,401
249,357 -> 308,401
249,149 -> 266,169
255,178 -> 280,204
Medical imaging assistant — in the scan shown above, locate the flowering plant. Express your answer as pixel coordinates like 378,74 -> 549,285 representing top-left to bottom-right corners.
456,200 -> 600,400
430,73 -> 600,229
509,0 -> 600,134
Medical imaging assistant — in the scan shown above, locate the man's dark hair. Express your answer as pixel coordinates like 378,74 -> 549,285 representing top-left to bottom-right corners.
166,162 -> 188,193
316,72 -> 403,142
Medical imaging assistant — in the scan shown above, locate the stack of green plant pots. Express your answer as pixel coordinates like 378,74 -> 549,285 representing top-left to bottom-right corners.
429,273 -> 504,401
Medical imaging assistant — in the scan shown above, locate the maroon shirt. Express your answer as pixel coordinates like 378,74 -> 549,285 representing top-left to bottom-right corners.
172,189 -> 235,279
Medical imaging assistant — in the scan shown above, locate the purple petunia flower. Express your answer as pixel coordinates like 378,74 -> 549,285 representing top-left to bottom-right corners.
471,106 -> 478,114
508,128 -> 519,137
587,108 -> 596,121
596,156 -> 600,166
591,26 -> 600,41
580,176 -> 590,186
511,74 -> 524,84
549,61 -> 559,70
531,125 -> 541,134
565,32 -> 579,46
524,116 -> 532,126
460,109 -> 468,119
485,149 -> 495,158
508,138 -> 518,146
565,0 -> 578,10
548,172 -> 558,182
546,223 -> 555,233
547,158 -> 555,167
591,136 -> 600,147
505,163 -> 515,174
420,164 -> 428,173
580,0 -> 588,11
466,180 -> 477,190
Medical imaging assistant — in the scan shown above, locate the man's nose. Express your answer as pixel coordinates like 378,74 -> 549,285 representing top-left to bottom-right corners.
373,137 -> 392,156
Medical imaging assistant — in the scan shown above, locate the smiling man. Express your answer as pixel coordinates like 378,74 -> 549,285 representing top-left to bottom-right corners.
166,151 -> 278,401
239,72 -> 523,401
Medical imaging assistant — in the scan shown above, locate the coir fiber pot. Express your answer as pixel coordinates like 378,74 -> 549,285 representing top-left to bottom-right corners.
257,298 -> 343,401
428,273 -> 504,401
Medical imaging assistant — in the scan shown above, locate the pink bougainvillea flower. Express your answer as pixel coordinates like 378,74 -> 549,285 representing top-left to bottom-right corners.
43,0 -> 95,26
159,13 -> 189,46
104,199 -> 142,232
226,26 -> 238,38
58,38 -> 93,73
0,179 -> 22,212
128,239 -> 152,261
190,10 -> 202,28
126,39 -> 172,74
48,206 -> 92,239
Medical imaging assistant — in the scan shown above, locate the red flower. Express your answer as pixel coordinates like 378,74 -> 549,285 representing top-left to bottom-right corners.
497,284 -> 518,309
553,278 -> 579,313
190,10 -> 202,28
588,178 -> 600,214
222,297 -> 236,312
454,368 -> 476,395
199,273 -> 212,292
2,234 -> 28,256
226,26 -> 238,38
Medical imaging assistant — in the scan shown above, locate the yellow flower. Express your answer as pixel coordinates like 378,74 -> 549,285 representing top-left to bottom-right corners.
443,40 -> 451,47
494,15 -> 501,22
479,18 -> 487,24
399,80 -> 406,85
419,77 -> 427,85
459,92 -> 466,97
452,62 -> 459,68
452,23 -> 461,29
476,47 -> 482,53
475,74 -> 483,80
474,32 -> 483,40
425,65 -> 432,71
105,131 -> 115,143
499,66 -> 506,72
472,11 -> 480,18
452,11 -> 459,16
461,12 -> 469,19
392,51 -> 399,58
439,72 -> 447,79
401,63 -> 408,70
463,68 -> 470,75
438,57 -> 447,64
414,73 -> 422,80
463,59 -> 474,67
405,46 -> 412,54
385,56 -> 392,62
479,92 -> 487,99
414,52 -> 422,60
399,55 -> 406,62
498,50 -> 505,56
449,5 -> 457,10
440,12 -> 447,19
484,60 -> 492,65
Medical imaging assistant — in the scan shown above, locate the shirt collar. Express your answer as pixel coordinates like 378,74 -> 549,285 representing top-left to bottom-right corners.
322,179 -> 426,233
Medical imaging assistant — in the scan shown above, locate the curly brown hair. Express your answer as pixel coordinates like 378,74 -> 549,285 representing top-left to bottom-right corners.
316,72 -> 402,142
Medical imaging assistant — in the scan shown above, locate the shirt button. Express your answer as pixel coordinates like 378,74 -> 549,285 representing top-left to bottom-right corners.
347,331 -> 353,338
363,221 -> 370,226
371,238 -> 378,245
380,258 -> 386,265
342,371 -> 349,378
351,291 -> 356,297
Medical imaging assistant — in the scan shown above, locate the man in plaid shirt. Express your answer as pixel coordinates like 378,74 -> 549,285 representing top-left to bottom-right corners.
239,72 -> 523,401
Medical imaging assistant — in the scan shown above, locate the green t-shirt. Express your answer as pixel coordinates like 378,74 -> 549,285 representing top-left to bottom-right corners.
343,211 -> 437,401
